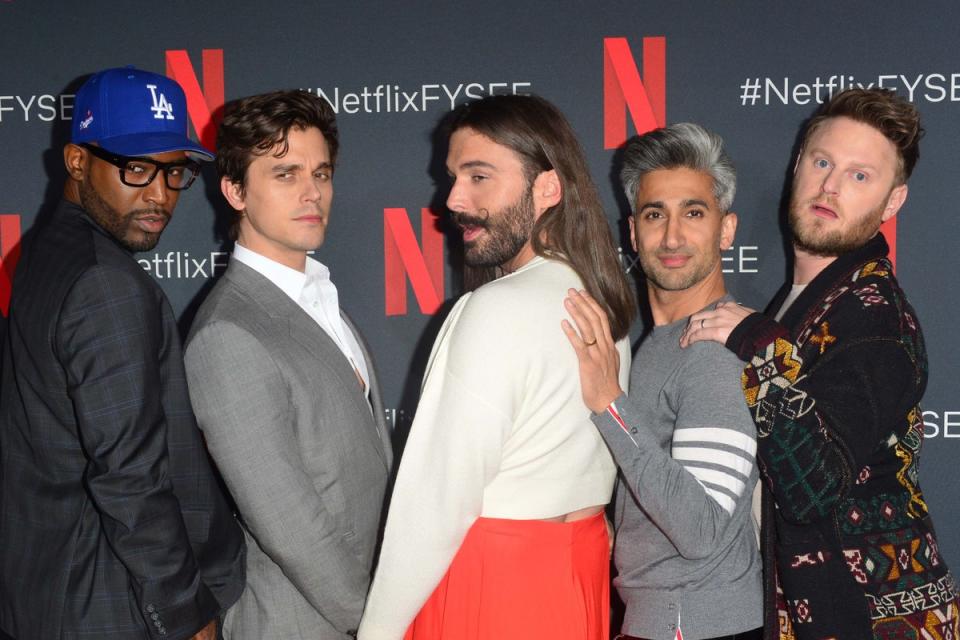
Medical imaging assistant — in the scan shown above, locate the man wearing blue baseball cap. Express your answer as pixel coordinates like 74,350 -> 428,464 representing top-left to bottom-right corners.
0,67 -> 245,640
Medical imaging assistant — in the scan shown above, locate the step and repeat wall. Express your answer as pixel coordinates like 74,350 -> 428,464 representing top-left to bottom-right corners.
2,2 -> 958,558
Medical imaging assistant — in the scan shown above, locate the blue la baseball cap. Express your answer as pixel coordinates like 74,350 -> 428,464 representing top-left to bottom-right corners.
71,66 -> 214,160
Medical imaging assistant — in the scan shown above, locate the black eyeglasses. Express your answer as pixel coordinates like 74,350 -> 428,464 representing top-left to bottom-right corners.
81,143 -> 202,191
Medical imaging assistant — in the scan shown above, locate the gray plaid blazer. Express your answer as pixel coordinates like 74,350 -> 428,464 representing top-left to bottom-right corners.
0,201 -> 246,640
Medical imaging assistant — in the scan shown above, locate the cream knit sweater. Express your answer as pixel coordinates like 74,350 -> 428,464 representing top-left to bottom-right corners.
358,256 -> 630,639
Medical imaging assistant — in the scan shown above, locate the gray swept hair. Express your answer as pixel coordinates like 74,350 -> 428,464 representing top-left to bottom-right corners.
620,122 -> 736,213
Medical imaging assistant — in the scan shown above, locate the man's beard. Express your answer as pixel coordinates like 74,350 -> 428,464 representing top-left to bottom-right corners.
79,179 -> 170,252
788,191 -> 885,258
452,187 -> 536,269
638,243 -> 719,292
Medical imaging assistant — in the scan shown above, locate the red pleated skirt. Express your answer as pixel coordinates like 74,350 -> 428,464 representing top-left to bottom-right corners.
404,512 -> 610,640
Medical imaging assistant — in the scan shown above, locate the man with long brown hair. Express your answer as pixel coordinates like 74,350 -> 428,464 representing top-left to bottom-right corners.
358,94 -> 635,640
683,88 -> 959,638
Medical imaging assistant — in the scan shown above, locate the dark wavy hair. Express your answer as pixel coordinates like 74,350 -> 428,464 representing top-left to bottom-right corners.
446,94 -> 636,340
216,89 -> 339,191
802,88 -> 923,184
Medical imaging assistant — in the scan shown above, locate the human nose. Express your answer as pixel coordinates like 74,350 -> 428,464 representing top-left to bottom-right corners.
821,167 -> 841,195
661,216 -> 684,250
446,178 -> 467,212
303,176 -> 324,202
142,170 -> 171,205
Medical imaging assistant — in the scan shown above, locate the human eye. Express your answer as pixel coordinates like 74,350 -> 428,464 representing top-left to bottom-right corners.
166,165 -> 186,178
852,171 -> 868,183
643,210 -> 663,220
686,208 -> 705,218
470,174 -> 488,183
125,161 -> 150,176
314,170 -> 331,182
813,158 -> 830,169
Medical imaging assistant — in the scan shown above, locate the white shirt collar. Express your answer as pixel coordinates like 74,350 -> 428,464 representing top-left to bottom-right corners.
232,242 -> 306,303
232,243 -> 334,306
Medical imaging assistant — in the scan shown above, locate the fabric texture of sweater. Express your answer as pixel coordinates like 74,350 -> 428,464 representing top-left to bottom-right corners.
726,234 -> 958,640
593,296 -> 762,640
358,255 -> 631,639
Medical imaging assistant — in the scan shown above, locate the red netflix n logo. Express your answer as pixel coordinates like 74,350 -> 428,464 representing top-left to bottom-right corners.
165,49 -> 225,151
881,218 -> 896,270
384,208 -> 444,316
0,214 -> 22,317
603,36 -> 666,149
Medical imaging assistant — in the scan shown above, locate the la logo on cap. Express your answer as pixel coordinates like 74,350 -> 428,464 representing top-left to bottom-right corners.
147,84 -> 175,121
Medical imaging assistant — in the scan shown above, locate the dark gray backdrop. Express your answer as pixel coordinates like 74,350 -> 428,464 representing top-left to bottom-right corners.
2,2 -> 957,560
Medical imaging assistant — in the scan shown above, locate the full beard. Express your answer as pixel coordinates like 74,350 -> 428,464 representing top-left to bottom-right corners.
788,192 -> 885,258
453,187 -> 536,269
79,179 -> 170,252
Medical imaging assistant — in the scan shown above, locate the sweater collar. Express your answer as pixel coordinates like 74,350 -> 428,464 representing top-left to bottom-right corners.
773,232 -> 890,330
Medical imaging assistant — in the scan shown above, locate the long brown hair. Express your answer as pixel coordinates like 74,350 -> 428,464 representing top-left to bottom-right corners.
446,95 -> 635,340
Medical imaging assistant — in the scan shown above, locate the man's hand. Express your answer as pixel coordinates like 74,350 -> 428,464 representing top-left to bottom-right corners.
561,289 -> 623,414
189,619 -> 217,640
680,300 -> 754,348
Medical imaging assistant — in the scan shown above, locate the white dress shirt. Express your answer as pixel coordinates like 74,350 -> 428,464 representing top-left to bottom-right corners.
232,243 -> 370,398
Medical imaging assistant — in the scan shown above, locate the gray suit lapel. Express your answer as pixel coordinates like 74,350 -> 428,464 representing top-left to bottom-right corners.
223,260 -> 390,468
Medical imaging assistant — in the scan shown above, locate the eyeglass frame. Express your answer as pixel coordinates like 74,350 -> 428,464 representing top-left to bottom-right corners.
80,143 -> 202,191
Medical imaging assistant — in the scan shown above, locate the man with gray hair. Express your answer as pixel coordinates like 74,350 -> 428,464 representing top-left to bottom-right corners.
563,123 -> 762,640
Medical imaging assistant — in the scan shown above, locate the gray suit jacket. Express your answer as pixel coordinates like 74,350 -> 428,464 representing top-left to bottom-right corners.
184,259 -> 392,640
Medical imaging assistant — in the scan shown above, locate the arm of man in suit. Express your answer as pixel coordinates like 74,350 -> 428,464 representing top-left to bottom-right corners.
185,320 -> 371,633
59,266 -> 218,640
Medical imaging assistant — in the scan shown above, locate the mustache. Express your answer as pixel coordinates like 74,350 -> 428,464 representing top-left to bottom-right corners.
451,209 -> 490,228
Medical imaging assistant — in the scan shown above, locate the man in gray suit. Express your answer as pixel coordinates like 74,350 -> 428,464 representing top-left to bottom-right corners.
184,90 -> 392,640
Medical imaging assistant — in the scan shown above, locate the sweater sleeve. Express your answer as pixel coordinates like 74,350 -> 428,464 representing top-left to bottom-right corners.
725,290 -> 924,524
592,341 -> 757,559
358,293 -> 518,640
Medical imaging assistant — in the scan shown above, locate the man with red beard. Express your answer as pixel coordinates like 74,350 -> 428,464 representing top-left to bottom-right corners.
0,67 -> 245,640
682,88 -> 959,639
358,95 -> 636,640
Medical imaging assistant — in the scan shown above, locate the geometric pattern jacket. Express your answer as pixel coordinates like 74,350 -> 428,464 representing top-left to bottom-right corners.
725,234 -> 958,640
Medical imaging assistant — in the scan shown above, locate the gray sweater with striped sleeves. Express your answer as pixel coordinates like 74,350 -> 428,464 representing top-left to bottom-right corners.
594,297 -> 762,640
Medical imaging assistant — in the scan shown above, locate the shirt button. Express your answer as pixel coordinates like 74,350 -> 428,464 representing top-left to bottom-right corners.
146,604 -> 155,613
669,603 -> 676,610
630,427 -> 638,434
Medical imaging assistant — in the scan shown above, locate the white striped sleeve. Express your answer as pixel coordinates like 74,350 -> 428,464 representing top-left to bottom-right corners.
672,426 -> 756,514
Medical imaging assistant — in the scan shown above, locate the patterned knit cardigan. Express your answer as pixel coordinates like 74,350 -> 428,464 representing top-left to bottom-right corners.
725,234 -> 957,640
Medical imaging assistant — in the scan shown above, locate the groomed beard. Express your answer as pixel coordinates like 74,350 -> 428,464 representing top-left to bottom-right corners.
788,189 -> 886,258
453,186 -> 536,269
79,178 -> 169,252
638,240 -> 721,293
